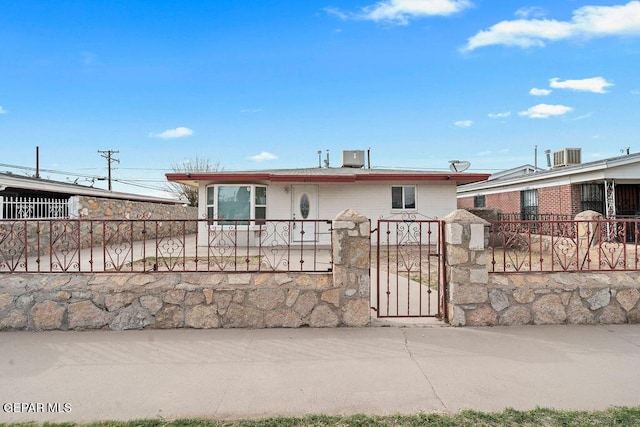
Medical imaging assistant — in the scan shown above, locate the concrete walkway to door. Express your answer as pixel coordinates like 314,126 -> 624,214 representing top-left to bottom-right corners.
2,324 -> 639,423
369,266 -> 441,323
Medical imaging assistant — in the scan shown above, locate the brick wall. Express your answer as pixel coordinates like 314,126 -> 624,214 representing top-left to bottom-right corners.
457,197 -> 474,209
538,184 -> 581,217
486,191 -> 520,214
461,184 -> 585,218
571,184 -> 583,214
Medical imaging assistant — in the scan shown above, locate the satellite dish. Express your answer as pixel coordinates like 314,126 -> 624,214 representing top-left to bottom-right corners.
449,160 -> 471,172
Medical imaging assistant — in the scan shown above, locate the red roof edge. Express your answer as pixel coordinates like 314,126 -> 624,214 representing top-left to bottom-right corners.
165,172 -> 490,184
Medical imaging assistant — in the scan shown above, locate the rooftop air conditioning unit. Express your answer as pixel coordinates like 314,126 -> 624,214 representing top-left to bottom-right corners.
342,150 -> 365,168
553,148 -> 581,168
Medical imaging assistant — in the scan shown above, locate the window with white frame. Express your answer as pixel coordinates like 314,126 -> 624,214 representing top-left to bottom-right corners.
206,185 -> 267,225
391,186 -> 416,210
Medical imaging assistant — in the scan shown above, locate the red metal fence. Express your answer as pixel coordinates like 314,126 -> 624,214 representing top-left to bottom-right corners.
490,218 -> 640,272
374,218 -> 445,318
0,219 -> 332,273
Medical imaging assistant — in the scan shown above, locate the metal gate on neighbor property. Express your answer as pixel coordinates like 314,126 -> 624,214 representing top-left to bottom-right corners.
372,216 -> 446,319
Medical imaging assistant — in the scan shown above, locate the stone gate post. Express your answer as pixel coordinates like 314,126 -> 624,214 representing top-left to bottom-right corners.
443,209 -> 491,326
332,209 -> 371,326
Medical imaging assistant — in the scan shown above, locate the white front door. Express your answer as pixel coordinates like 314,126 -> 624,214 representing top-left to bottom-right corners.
292,185 -> 319,242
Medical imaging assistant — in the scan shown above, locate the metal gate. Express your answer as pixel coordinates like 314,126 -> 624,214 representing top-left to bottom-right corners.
372,217 -> 446,319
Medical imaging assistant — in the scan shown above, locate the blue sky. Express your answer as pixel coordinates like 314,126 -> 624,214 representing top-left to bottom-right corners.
1,0 -> 639,197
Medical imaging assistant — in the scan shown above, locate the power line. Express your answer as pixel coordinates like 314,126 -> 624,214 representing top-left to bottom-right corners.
112,178 -> 170,192
0,162 -> 169,185
0,161 -> 174,197
0,162 -> 105,180
98,150 -> 119,191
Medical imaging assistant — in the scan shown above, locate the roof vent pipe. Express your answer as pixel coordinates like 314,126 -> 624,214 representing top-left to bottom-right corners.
544,149 -> 552,169
324,150 -> 330,168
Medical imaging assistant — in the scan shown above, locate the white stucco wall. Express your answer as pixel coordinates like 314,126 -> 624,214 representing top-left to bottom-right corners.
312,182 -> 457,221
195,180 -> 457,246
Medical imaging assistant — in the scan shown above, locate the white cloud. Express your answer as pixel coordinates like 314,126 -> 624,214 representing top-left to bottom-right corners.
247,151 -> 278,162
149,126 -> 194,139
572,112 -> 593,121
240,108 -> 262,113
550,77 -> 613,93
327,0 -> 473,25
463,1 -> 640,51
488,111 -> 511,118
454,120 -> 473,127
515,7 -> 547,19
632,90 -> 640,95
529,88 -> 552,96
518,103 -> 573,119
0,106 -> 7,114
325,6 -> 349,20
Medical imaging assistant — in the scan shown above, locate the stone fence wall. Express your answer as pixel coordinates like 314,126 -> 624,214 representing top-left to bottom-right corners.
76,196 -> 197,220
4,197 -> 199,257
6,206 -> 638,330
0,209 -> 370,331
444,209 -> 640,326
76,196 -> 199,246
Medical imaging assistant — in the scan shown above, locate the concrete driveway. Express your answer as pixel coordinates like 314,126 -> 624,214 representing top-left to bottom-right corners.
1,324 -> 639,423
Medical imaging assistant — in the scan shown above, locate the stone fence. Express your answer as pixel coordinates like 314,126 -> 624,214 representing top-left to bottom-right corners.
4,207 -> 639,330
76,196 -> 197,220
0,209 -> 370,331
75,195 -> 199,247
1,196 -> 199,258
445,209 -> 640,326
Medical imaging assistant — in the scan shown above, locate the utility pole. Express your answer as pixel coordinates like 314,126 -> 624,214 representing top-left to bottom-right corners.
98,150 -> 119,191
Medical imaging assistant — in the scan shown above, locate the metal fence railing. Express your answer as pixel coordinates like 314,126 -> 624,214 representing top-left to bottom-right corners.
374,219 -> 445,318
497,212 -> 574,222
0,196 -> 70,219
489,218 -> 640,272
0,218 -> 332,273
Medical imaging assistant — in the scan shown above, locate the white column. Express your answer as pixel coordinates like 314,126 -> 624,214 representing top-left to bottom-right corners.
605,180 -> 616,218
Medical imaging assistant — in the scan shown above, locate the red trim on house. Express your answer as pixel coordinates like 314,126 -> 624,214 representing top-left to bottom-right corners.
166,172 -> 489,185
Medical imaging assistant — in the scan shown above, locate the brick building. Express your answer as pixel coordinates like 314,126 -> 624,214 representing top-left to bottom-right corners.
457,149 -> 640,220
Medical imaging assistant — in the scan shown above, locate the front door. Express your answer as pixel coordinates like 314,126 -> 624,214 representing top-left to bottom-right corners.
292,185 -> 318,242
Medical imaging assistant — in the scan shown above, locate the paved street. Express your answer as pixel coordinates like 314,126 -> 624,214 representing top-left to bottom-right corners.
1,324 -> 639,423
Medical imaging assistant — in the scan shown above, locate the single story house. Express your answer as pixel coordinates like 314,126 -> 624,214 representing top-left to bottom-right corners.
457,148 -> 640,220
166,151 -> 489,245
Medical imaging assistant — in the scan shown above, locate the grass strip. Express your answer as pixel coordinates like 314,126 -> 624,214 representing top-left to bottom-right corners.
2,407 -> 640,427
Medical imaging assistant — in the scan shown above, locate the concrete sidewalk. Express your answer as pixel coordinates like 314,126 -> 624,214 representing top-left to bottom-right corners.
1,325 -> 640,423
